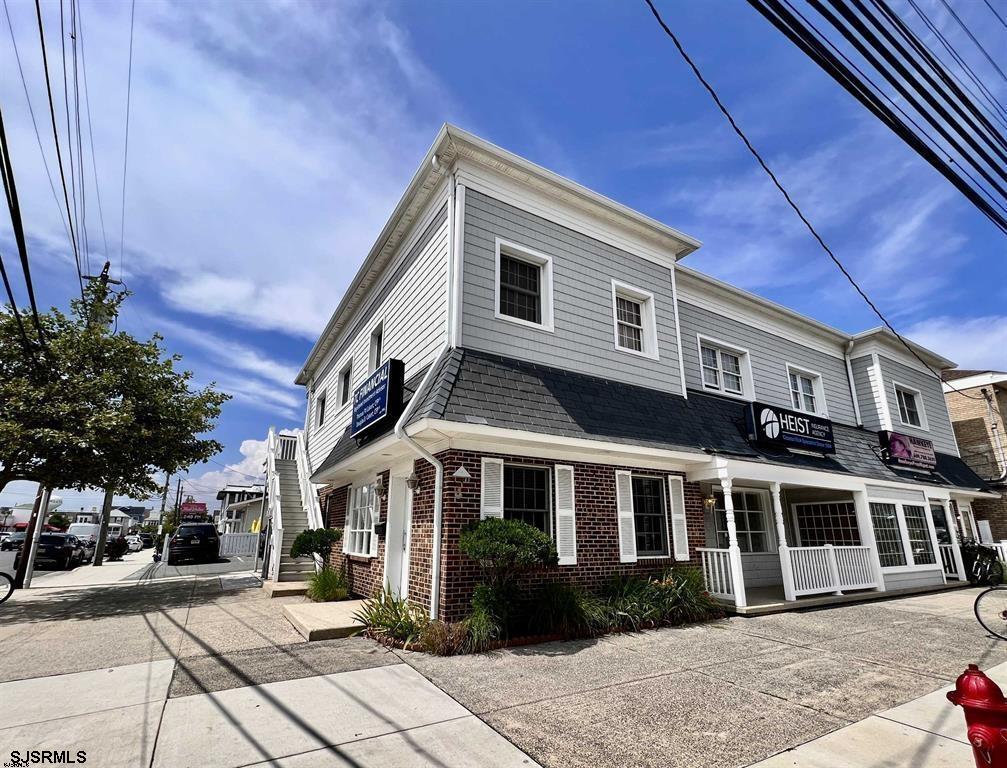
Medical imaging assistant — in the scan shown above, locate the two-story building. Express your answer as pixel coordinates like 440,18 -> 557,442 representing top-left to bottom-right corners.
943,369 -> 1007,542
216,484 -> 265,533
260,125 -> 993,617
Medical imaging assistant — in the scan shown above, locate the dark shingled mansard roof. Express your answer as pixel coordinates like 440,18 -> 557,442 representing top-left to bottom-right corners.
315,348 -> 990,493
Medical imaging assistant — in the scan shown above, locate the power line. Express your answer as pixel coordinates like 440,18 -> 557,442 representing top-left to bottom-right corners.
58,0 -> 81,274
641,0 -> 989,401
69,0 -> 89,277
75,0 -> 109,261
981,0 -> 1007,30
118,0 -> 136,278
0,251 -> 34,359
33,0 -> 84,301
935,0 -> 1007,86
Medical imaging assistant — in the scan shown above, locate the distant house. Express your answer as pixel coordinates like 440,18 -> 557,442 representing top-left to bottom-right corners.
943,370 -> 1007,542
114,506 -> 151,527
216,484 -> 265,534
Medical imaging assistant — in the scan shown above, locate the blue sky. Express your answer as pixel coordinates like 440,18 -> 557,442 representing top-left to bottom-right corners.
1,0 -> 1003,512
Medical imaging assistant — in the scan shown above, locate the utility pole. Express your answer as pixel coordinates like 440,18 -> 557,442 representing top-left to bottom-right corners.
12,485 -> 46,589
160,474 -> 170,515
84,261 -> 122,567
21,487 -> 53,588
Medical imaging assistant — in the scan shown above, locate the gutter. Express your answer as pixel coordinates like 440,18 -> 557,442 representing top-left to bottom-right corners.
844,340 -> 863,427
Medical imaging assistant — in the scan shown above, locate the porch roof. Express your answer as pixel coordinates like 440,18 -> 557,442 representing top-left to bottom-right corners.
316,348 -> 990,494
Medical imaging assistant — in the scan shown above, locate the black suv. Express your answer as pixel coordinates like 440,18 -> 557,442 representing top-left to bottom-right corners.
14,533 -> 85,570
167,523 -> 219,565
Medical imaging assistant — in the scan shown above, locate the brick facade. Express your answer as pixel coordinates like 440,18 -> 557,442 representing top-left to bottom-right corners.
320,448 -> 706,622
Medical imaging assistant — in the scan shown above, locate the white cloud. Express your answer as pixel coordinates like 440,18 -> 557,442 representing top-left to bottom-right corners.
906,316 -> 1007,372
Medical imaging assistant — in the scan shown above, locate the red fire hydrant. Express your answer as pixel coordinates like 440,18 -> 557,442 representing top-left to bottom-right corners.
948,664 -> 1007,767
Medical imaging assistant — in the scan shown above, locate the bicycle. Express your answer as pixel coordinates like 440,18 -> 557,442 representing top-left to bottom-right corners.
976,586 -> 1007,641
0,571 -> 12,604
961,540 -> 1005,587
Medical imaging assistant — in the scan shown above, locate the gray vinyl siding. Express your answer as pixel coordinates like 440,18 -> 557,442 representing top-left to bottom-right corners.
865,485 -> 927,504
878,355 -> 958,455
882,570 -> 944,590
677,301 -> 858,426
851,356 -> 883,430
741,554 -> 783,587
460,189 -> 683,394
306,204 -> 450,469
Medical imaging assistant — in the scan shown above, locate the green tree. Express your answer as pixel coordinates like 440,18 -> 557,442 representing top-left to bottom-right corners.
46,512 -> 70,530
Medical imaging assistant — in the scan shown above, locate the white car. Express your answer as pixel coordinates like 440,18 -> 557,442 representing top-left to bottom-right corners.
126,535 -> 143,552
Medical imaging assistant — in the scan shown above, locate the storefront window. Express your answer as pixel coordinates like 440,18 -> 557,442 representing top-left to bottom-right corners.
715,491 -> 770,553
904,505 -> 936,565
794,501 -> 861,546
869,502 -> 907,568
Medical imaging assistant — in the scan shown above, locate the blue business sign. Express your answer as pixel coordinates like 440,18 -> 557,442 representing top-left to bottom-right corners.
745,401 -> 836,454
351,359 -> 405,438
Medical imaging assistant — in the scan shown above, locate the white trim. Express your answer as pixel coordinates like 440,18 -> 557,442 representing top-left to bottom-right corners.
892,379 -> 930,431
851,328 -> 955,373
368,319 -> 384,373
711,486 -> 775,554
336,358 -> 354,408
943,371 -> 1007,392
870,353 -> 894,430
345,481 -> 378,559
789,499 -> 858,548
670,266 -> 687,399
785,362 -> 829,418
451,183 -> 466,348
554,464 -> 577,566
493,237 -> 555,333
314,389 -> 328,431
611,279 -> 659,360
696,334 -> 755,401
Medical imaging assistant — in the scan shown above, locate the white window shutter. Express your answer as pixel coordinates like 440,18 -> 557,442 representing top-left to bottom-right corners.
342,488 -> 352,553
481,458 -> 504,519
615,470 -> 636,563
668,476 -> 690,561
554,465 -> 577,566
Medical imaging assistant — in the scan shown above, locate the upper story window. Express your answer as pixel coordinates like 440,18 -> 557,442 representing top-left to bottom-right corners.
503,465 -> 551,534
787,365 -> 826,416
338,361 -> 353,407
369,324 -> 383,372
612,281 -> 659,359
315,391 -> 327,428
699,337 -> 749,398
494,238 -> 554,332
894,382 -> 927,429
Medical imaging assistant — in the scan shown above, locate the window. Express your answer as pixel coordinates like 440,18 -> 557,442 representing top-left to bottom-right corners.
632,476 -> 669,557
346,484 -> 376,556
870,502 -> 907,567
895,384 -> 926,428
369,324 -> 383,372
714,490 -> 770,553
503,465 -> 550,533
903,504 -> 936,565
316,391 -> 327,428
612,281 -> 658,358
700,340 -> 747,397
930,503 -> 952,545
338,362 -> 352,406
788,367 -> 822,415
793,501 -> 860,546
494,239 -> 554,331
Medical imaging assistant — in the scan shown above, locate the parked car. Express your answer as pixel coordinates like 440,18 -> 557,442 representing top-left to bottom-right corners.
167,523 -> 219,565
14,533 -> 85,570
126,535 -> 143,552
66,523 -> 101,563
1,532 -> 26,552
138,533 -> 154,549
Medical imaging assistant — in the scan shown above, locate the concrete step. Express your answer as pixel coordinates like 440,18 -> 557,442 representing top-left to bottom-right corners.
278,571 -> 315,582
263,580 -> 309,598
282,600 -> 366,641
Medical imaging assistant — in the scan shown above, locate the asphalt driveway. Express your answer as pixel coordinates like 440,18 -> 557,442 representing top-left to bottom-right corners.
400,587 -> 1007,768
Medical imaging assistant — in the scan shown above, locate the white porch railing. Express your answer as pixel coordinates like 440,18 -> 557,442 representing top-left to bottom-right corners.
991,541 -> 1007,563
788,545 -> 876,597
265,428 -> 284,581
938,544 -> 959,579
698,547 -> 734,600
295,431 -> 324,572
219,532 -> 258,557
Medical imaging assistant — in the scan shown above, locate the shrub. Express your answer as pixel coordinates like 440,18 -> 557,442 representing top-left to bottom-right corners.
464,605 -> 501,653
459,518 -> 557,592
354,588 -> 428,645
529,582 -> 598,639
290,528 -> 342,560
105,537 -> 129,561
420,620 -> 470,656
307,566 -> 349,602
652,567 -> 720,624
601,574 -> 659,631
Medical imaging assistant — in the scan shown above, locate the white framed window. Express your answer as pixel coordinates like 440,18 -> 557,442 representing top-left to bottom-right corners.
337,361 -> 353,407
346,484 -> 377,557
494,238 -> 554,332
631,475 -> 670,557
786,364 -> 827,416
369,323 -> 384,372
503,464 -> 551,534
698,336 -> 752,399
893,381 -> 928,429
869,498 -> 939,570
713,489 -> 772,553
315,390 -> 327,429
611,280 -> 659,359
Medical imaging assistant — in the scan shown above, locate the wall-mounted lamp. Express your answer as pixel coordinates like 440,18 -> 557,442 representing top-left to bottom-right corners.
703,495 -> 717,513
406,472 -> 420,491
452,465 -> 472,500
374,476 -> 388,501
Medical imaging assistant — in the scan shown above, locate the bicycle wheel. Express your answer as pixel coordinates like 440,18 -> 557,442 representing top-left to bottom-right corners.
975,587 -> 1007,640
0,572 -> 12,605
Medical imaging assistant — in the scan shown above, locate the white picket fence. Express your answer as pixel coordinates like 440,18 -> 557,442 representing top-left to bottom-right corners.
786,544 -> 876,597
219,532 -> 258,557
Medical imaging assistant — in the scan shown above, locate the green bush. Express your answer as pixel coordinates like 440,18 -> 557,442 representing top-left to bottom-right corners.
353,588 -> 428,645
528,582 -> 597,639
307,566 -> 349,602
420,620 -> 470,656
464,605 -> 501,653
290,528 -> 342,560
458,518 -> 557,592
652,567 -> 720,624
600,574 -> 659,631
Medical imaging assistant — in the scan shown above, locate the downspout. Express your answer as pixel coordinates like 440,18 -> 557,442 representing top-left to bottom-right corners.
982,388 -> 1007,483
844,340 -> 863,427
394,155 -> 454,620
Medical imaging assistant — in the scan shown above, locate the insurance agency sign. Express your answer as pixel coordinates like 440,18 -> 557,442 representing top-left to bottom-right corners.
351,359 -> 405,439
879,430 -> 937,470
746,401 -> 836,454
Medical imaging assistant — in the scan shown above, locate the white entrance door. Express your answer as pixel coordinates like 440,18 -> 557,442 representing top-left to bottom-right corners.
383,476 -> 412,598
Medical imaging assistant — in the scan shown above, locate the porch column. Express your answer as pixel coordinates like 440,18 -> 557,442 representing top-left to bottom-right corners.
852,488 -> 886,592
721,478 -> 747,608
770,482 -> 795,602
944,499 -> 967,581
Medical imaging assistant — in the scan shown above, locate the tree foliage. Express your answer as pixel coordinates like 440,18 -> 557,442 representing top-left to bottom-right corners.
458,518 -> 558,591
0,283 -> 230,497
290,527 -> 343,560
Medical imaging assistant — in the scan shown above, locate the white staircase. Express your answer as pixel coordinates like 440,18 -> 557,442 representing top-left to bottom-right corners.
265,429 -> 325,582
